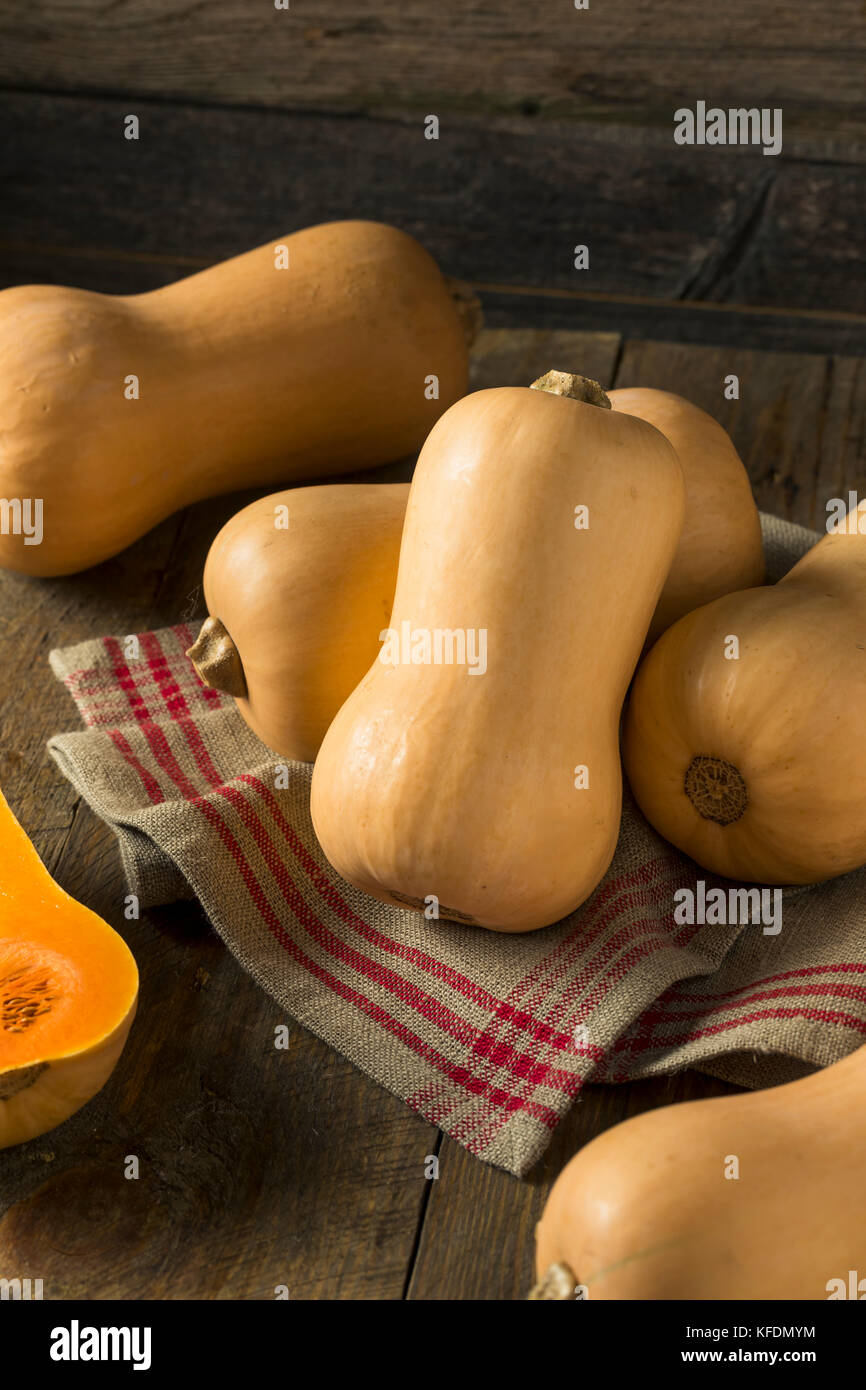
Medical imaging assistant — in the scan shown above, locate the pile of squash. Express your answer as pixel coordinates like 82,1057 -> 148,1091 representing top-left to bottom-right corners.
3,218 -> 865,1299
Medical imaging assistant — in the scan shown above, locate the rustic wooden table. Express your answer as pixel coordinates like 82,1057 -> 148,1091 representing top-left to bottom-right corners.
0,1 -> 864,1300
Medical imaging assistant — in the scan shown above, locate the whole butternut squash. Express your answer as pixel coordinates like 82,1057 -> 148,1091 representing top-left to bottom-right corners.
0,220 -> 476,576
0,788 -> 138,1149
532,1043 -> 866,1300
311,372 -> 685,933
623,502 -> 866,885
188,483 -> 407,761
189,389 -> 760,762
609,389 -> 764,644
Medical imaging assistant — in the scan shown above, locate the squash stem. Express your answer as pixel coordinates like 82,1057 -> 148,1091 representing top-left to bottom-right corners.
530,370 -> 612,409
187,616 -> 247,699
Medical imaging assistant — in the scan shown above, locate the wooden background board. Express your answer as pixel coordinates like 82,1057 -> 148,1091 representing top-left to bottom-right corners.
1,326 -> 863,1300
1,89 -> 864,343
2,1 -> 864,141
2,0 -> 866,354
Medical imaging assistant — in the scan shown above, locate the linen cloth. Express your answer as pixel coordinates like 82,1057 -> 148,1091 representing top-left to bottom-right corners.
46,513 -> 866,1175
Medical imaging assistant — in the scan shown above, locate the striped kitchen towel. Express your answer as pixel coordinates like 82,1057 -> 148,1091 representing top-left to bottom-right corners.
46,513 -> 866,1176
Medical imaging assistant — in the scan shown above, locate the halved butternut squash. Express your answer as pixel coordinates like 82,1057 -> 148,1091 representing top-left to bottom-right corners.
0,789 -> 138,1149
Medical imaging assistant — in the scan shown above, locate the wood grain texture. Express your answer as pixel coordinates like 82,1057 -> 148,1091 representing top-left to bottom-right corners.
0,327 -> 863,1299
469,326 -> 620,392
477,289 -> 866,358
1,90 -> 864,329
408,1070 -> 739,1301
0,493 -> 436,1300
614,340 -> 866,528
1,1 -> 864,142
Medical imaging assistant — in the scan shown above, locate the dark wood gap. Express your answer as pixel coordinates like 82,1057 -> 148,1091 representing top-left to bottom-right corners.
2,241 -> 864,332
474,283 -> 866,325
401,1129 -> 444,1301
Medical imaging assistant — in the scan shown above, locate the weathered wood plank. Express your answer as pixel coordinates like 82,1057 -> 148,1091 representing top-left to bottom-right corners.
408,1069 -> 738,1301
614,340 -> 866,529
1,91 -> 864,324
469,327 -> 621,392
814,358 -> 866,523
0,495 -> 435,1300
477,292 -> 866,361
2,241 -> 862,355
0,515 -> 186,881
1,1 -> 863,142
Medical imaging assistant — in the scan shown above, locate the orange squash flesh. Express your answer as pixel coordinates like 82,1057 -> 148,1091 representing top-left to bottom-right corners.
0,790 -> 138,1149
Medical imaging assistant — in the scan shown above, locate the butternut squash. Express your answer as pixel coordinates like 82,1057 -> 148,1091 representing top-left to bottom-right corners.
609,389 -> 764,644
188,483 -> 407,761
310,372 -> 685,933
0,788 -> 138,1149
623,501 -> 866,885
0,220 -> 477,577
190,389 -> 760,762
532,1043 -> 866,1300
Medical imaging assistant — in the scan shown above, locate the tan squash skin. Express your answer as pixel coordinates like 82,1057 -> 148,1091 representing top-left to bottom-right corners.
191,483 -> 408,762
623,503 -> 866,885
190,389 -> 759,763
310,375 -> 685,933
0,1010 -> 137,1152
609,388 -> 764,645
0,220 -> 473,576
533,1044 -> 866,1300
